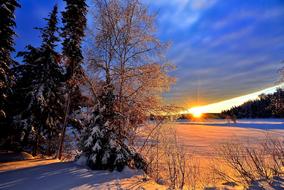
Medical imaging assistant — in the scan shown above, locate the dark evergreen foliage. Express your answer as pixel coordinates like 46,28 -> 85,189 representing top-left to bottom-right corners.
57,0 -> 88,159
0,0 -> 152,171
79,84 -> 147,172
61,0 -> 87,80
222,88 -> 284,118
0,0 -> 20,119
11,5 -> 65,155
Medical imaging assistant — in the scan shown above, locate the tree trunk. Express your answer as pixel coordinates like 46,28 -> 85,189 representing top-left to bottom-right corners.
57,94 -> 71,159
33,132 -> 39,156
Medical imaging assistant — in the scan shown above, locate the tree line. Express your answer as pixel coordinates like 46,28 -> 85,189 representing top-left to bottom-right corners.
1,0 -> 87,157
221,88 -> 284,119
0,0 -> 174,172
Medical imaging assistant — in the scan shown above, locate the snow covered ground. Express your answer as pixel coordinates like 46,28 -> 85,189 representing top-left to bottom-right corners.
177,118 -> 284,130
1,119 -> 283,189
173,119 -> 284,156
0,160 -> 165,190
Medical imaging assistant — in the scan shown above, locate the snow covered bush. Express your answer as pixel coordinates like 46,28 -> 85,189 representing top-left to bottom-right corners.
78,85 -> 147,172
214,136 -> 284,188
75,154 -> 88,166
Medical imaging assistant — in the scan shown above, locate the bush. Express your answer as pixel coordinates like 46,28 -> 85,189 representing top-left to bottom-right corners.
214,136 -> 284,188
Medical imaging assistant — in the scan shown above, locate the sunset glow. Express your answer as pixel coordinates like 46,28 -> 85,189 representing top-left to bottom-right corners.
2,0 -> 284,189
185,84 -> 283,114
192,111 -> 203,118
190,107 -> 204,118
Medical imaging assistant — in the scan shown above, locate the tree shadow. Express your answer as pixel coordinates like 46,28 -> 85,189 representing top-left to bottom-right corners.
0,161 -> 142,190
179,121 -> 284,130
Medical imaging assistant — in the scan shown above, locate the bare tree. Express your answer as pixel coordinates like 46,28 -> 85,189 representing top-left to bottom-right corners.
261,135 -> 284,176
186,158 -> 201,190
142,124 -> 189,189
86,0 -> 174,144
80,0 -> 175,171
215,136 -> 284,188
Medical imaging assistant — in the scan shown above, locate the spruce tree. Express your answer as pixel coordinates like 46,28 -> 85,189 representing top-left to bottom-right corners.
14,5 -> 65,155
0,0 -> 20,119
79,84 -> 147,171
61,0 -> 87,80
58,0 -> 87,159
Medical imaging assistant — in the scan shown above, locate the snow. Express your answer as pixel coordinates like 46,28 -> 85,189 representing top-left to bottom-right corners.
1,4 -> 11,14
1,119 -> 283,189
91,126 -> 101,136
115,153 -> 124,163
75,156 -> 87,166
92,141 -> 101,152
104,121 -> 109,127
110,139 -> 116,148
0,160 -> 165,190
85,137 -> 93,147
102,152 -> 110,165
171,119 -> 284,156
177,118 -> 284,130
99,105 -> 106,112
0,152 -> 34,163
0,159 -> 59,172
74,107 -> 94,123
94,115 -> 100,122
91,154 -> 97,163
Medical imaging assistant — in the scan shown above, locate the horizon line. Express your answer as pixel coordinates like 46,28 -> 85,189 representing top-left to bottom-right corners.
183,83 -> 284,114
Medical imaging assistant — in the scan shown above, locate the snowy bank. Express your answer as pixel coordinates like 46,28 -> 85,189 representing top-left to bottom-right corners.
0,160 -> 165,190
0,151 -> 34,162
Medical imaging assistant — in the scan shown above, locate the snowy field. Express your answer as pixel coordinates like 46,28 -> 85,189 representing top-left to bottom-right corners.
0,119 -> 283,190
0,160 -> 165,190
174,119 -> 284,156
177,118 -> 284,129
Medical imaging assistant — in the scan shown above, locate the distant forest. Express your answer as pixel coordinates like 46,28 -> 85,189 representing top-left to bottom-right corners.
222,88 -> 284,118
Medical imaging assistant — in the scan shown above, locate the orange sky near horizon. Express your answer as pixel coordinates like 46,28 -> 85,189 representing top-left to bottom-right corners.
183,84 -> 283,114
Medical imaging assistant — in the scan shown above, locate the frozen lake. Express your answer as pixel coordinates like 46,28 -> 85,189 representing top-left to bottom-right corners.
176,118 -> 284,130
171,119 -> 284,156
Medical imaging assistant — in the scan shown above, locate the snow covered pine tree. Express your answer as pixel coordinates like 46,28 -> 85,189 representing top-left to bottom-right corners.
13,5 -> 65,155
0,0 -> 20,148
57,0 -> 88,159
0,0 -> 20,119
79,84 -> 147,172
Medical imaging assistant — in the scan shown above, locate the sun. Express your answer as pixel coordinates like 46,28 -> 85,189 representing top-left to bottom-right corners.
192,111 -> 203,118
186,107 -> 204,119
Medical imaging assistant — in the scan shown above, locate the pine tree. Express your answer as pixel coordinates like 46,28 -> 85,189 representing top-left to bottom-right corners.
221,88 -> 284,119
58,0 -> 88,159
61,0 -> 87,80
13,5 -> 65,155
0,0 -> 20,119
271,88 -> 284,117
79,84 -> 147,171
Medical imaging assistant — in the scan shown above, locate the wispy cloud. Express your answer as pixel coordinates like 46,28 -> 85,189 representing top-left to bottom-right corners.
14,0 -> 284,108
144,0 -> 219,33
211,7 -> 284,30
165,26 -> 284,107
208,26 -> 254,48
161,0 -> 284,108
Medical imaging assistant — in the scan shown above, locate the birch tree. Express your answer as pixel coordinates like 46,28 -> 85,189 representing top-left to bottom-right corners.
79,0 -> 174,171
86,0 -> 174,143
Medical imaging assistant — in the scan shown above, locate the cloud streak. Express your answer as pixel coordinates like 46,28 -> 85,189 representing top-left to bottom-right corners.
14,0 -> 284,109
144,0 -> 219,34
156,0 -> 284,108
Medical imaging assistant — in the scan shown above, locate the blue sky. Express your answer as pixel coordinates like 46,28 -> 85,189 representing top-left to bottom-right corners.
15,0 -> 284,110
